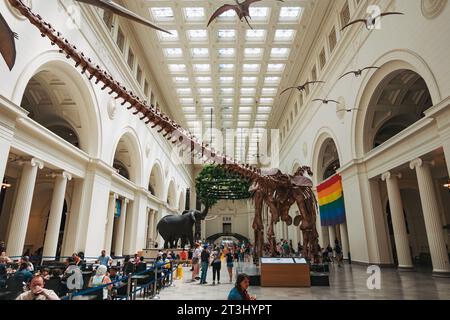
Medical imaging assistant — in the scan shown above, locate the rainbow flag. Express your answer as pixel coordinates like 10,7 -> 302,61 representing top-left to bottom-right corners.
317,174 -> 346,226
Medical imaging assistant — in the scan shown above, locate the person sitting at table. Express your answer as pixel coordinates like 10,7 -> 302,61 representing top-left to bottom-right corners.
14,262 -> 33,284
40,268 -> 50,281
227,273 -> 256,301
62,257 -> 84,292
108,267 -> 122,285
1,251 -> 12,264
44,269 -> 63,297
0,256 -> 7,288
16,275 -> 60,300
135,256 -> 147,273
88,265 -> 112,300
96,250 -> 112,267
123,255 -> 135,275
20,256 -> 34,272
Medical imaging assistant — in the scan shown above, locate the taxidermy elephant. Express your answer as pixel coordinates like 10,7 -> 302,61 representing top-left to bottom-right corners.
157,206 -> 208,249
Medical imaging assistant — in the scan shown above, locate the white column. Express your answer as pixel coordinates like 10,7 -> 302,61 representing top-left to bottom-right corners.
114,198 -> 128,257
42,172 -> 72,260
381,172 -> 413,269
104,193 -> 118,254
147,209 -> 155,244
410,159 -> 450,275
284,223 -> 289,241
201,219 -> 206,241
340,223 -> 350,260
329,225 -> 336,247
6,158 -> 44,257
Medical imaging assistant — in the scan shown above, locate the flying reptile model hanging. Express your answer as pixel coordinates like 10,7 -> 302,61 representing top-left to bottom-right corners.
280,81 -> 325,96
312,98 -> 340,105
341,12 -> 404,31
338,66 -> 380,81
4,0 -> 320,264
207,0 -> 284,29
0,0 -> 170,70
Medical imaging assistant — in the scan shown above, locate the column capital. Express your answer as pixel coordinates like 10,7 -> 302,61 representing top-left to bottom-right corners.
110,193 -> 118,200
50,171 -> 72,181
18,158 -> 44,169
123,198 -> 130,204
381,171 -> 402,181
410,158 -> 435,170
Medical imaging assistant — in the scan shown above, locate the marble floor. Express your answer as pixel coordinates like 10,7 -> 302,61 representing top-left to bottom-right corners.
156,262 -> 450,300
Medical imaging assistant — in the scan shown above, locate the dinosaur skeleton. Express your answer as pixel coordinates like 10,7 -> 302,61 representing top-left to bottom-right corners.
7,0 -> 320,263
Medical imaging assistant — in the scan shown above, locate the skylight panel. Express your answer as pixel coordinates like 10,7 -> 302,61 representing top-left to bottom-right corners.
249,7 -> 269,19
180,98 -> 194,105
219,64 -> 234,72
177,88 -> 192,95
258,106 -> 272,113
259,98 -> 274,105
274,29 -> 296,41
270,48 -> 290,59
243,64 -> 261,72
174,77 -> 189,83
261,88 -> 277,96
191,48 -> 209,58
158,30 -> 179,41
246,29 -> 266,41
164,48 -> 183,57
279,7 -> 303,21
242,76 -> 258,84
221,98 -> 233,104
239,114 -> 252,120
254,121 -> 267,127
187,29 -> 208,41
151,7 -> 174,21
200,98 -> 214,104
193,64 -> 211,72
218,29 -> 236,41
196,76 -> 212,83
256,114 -> 269,120
220,76 -> 234,83
168,64 -> 186,72
238,121 -> 250,127
218,48 -> 235,57
222,114 -> 233,119
218,10 -> 236,18
184,114 -> 198,120
240,98 -> 254,105
264,76 -> 281,85
241,88 -> 256,96
267,64 -> 285,72
244,48 -> 263,58
220,88 -> 234,95
184,7 -> 205,20
182,106 -> 196,113
198,88 -> 213,95
240,106 -> 253,113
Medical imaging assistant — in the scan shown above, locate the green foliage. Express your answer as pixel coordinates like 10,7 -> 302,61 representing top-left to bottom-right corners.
195,165 -> 252,207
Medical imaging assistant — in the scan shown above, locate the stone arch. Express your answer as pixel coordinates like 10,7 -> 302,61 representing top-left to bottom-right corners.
13,51 -> 101,157
148,161 -> 164,199
111,128 -> 143,185
352,50 -> 441,158
311,129 -> 342,185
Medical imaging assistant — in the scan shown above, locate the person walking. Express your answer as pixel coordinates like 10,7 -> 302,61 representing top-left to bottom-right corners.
199,245 -> 210,285
225,249 -> 234,283
211,247 -> 222,285
191,243 -> 201,282
334,241 -> 343,267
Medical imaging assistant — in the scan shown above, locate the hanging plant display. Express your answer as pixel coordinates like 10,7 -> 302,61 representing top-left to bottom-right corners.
195,165 -> 252,207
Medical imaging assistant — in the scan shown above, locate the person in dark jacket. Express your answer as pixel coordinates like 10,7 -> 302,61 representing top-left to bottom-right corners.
199,246 -> 210,285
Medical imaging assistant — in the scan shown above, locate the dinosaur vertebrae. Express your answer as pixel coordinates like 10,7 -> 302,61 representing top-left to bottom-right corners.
8,0 -> 265,182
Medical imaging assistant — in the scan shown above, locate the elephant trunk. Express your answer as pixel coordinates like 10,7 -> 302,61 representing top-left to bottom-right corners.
201,205 -> 209,219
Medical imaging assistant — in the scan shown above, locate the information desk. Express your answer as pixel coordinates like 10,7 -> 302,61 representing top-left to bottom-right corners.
260,257 -> 311,287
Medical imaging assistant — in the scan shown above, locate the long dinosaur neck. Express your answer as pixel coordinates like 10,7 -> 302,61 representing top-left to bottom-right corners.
7,0 -> 267,183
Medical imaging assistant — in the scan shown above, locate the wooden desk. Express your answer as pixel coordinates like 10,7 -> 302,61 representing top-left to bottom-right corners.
260,258 -> 311,287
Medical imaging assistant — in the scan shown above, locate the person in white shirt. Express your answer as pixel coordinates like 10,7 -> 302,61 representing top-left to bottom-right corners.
191,243 -> 202,282
16,276 -> 60,300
